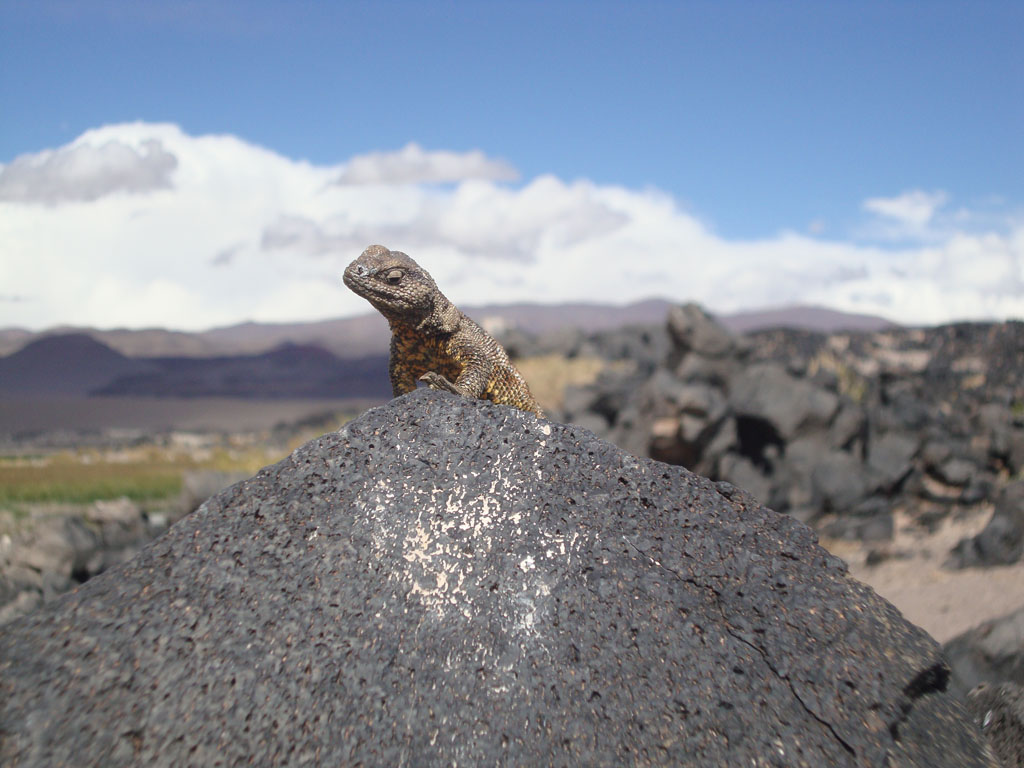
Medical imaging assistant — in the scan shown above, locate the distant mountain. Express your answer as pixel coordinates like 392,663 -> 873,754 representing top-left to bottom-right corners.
0,325 -> 225,358
466,298 -> 675,335
95,344 -> 390,399
0,328 -> 34,357
0,333 -> 389,400
0,301 -> 896,359
199,314 -> 391,358
0,304 -> 901,402
0,334 -> 156,395
717,305 -> 895,334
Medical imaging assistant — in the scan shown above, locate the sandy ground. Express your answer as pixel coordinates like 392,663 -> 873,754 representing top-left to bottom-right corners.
824,505 -> 1024,644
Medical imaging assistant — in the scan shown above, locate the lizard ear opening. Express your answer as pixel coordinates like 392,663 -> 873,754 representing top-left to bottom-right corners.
418,295 -> 462,334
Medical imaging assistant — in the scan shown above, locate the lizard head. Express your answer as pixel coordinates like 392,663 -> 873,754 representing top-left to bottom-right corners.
344,245 -> 461,333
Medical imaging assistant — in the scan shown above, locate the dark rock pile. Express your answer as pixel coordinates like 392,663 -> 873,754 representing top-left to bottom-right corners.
0,390 -> 994,766
559,306 -> 1024,553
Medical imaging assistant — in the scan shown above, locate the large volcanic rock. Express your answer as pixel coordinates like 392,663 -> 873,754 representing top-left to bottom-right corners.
0,390 -> 993,766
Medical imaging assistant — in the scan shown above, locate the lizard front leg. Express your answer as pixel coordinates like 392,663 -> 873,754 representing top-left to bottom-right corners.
418,371 -> 463,394
420,340 -> 494,399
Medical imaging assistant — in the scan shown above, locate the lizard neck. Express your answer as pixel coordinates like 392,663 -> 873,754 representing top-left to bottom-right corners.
422,292 -> 462,334
385,291 -> 460,336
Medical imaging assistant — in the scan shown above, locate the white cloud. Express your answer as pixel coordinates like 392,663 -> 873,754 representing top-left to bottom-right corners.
335,142 -> 518,185
863,189 -> 948,227
0,122 -> 1021,331
860,189 -> 957,243
0,132 -> 177,204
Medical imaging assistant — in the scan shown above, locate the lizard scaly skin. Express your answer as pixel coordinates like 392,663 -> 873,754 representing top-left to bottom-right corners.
343,245 -> 544,417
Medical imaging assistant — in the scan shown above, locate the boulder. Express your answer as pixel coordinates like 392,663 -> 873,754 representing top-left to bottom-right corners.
938,457 -> 977,488
666,303 -> 739,361
674,351 -> 741,388
718,452 -> 772,506
984,410 -> 1024,475
1008,429 -> 1024,475
944,606 -> 1024,692
922,440 -> 953,472
828,403 -> 867,452
867,431 -> 919,492
588,324 -> 670,369
86,498 -> 147,551
765,436 -> 823,520
639,371 -> 730,468
730,363 -> 839,441
533,327 -> 588,358
820,497 -> 895,543
697,415 -> 738,477
874,393 -> 934,433
562,365 -> 648,433
494,327 -> 545,359
811,449 -> 876,514
0,390 -> 993,766
86,497 -> 143,526
948,481 -> 1024,568
11,514 -> 98,579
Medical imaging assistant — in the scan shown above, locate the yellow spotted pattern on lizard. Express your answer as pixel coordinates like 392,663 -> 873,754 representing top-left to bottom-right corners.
343,245 -> 544,417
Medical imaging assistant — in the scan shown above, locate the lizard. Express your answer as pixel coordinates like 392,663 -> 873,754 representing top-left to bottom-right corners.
343,245 -> 544,417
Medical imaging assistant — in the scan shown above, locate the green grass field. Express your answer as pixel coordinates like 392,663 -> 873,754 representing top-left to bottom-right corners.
0,408 -> 358,507
0,447 -> 274,506
0,458 -> 185,505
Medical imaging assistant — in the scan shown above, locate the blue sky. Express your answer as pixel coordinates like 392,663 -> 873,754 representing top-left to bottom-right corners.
4,0 -> 1021,238
1,1 -> 1022,329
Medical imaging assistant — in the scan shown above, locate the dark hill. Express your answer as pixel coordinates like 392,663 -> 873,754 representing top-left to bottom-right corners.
95,343 -> 391,399
0,390 -> 992,766
0,333 -> 154,395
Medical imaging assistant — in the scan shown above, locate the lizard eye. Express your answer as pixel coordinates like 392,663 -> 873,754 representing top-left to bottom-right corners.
384,269 -> 403,284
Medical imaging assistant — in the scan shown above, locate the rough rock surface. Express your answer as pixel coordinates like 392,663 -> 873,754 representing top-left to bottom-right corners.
0,390 -> 993,766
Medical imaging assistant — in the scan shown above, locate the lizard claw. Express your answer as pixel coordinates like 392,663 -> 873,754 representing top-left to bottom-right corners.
419,371 -> 462,394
